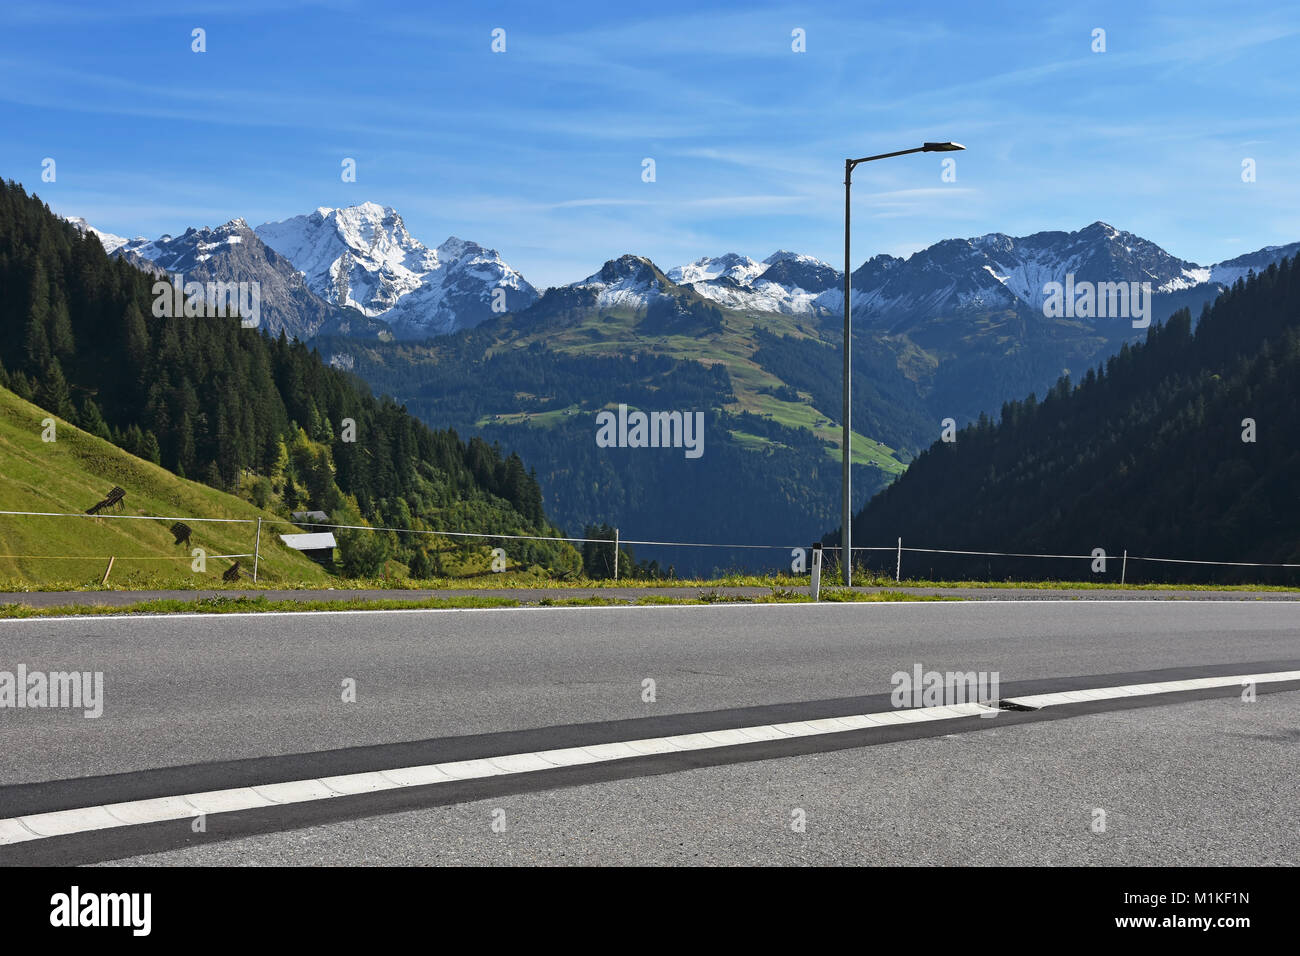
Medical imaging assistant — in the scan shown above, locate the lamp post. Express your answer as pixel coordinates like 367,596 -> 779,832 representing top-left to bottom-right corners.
841,141 -> 964,586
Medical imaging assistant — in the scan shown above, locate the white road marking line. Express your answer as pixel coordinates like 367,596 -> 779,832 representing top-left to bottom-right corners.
487,753 -> 556,774
319,772 -> 390,796
3,670 -> 1297,847
181,788 -> 275,815
0,818 -> 38,842
574,742 -> 636,761
103,796 -> 194,826
623,738 -> 685,755
19,806 -> 122,838
390,765 -> 461,786
535,747 -> 603,768
1001,670 -> 1300,710
253,780 -> 337,804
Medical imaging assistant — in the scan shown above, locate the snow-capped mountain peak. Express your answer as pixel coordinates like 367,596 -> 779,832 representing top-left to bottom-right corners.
580,254 -> 656,284
436,236 -> 477,261
761,249 -> 830,269
664,249 -> 839,314
570,255 -> 674,309
667,253 -> 765,287
255,203 -> 537,335
62,216 -> 131,255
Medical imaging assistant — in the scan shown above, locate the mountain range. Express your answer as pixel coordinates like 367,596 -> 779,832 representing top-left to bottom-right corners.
664,223 -> 1300,329
67,203 -> 537,340
70,204 -> 1300,345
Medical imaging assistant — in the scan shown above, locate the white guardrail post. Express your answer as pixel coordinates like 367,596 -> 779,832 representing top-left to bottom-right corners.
810,542 -> 822,601
253,517 -> 263,583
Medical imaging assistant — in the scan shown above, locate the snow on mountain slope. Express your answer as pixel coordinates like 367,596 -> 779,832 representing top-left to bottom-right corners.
757,250 -> 841,293
668,222 -> 1294,325
1208,241 -> 1300,287
62,216 -> 168,276
964,222 -> 1205,311
98,218 -> 357,339
63,206 -> 1300,340
121,218 -> 252,273
667,253 -> 765,286
62,216 -> 130,254
255,203 -> 433,315
668,250 -> 840,315
255,203 -> 538,336
570,255 -> 677,309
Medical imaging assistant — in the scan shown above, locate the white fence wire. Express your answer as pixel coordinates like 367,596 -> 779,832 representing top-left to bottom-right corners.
0,509 -> 1296,580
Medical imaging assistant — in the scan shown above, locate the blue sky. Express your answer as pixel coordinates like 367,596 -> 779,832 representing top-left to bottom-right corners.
2,0 -> 1298,288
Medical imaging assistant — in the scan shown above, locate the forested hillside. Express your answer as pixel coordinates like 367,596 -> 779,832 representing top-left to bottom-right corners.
315,233 -> 1235,576
0,180 -> 577,578
842,257 -> 1300,583
313,260 -> 918,574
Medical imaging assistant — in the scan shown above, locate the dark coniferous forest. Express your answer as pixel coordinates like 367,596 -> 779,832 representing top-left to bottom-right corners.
843,256 -> 1300,583
0,180 -> 574,576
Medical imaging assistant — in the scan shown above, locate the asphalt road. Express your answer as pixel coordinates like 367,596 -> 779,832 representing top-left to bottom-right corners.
97,690 -> 1300,866
1,600 -> 1297,864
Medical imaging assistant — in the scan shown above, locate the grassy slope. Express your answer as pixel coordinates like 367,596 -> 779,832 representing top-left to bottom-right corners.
0,386 -> 330,588
476,304 -> 907,474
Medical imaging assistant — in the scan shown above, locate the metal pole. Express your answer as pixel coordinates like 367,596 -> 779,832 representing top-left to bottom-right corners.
834,144 -> 962,588
1121,549 -> 1127,585
896,537 -> 902,582
613,527 -> 619,581
842,159 -> 853,586
253,517 -> 263,583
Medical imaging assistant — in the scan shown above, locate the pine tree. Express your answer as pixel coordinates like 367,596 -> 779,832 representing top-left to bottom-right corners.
203,460 -> 224,490
34,359 -> 75,419
8,369 -> 33,401
122,302 -> 149,373
23,266 -> 53,372
48,291 -> 75,358
139,431 -> 161,465
78,396 -> 112,441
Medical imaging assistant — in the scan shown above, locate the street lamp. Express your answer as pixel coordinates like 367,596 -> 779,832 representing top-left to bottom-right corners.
841,141 -> 964,586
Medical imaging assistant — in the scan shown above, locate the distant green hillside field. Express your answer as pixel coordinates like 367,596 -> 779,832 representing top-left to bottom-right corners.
0,386 -> 330,588
472,302 -> 908,471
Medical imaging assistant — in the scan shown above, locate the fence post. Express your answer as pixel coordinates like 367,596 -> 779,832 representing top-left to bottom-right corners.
253,518 -> 263,583
613,527 -> 619,581
896,537 -> 902,582
810,543 -> 823,601
1121,549 -> 1127,586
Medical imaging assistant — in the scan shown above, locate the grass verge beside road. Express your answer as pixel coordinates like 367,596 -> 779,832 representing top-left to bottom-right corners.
0,588 -> 953,619
4,572 -> 1297,594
